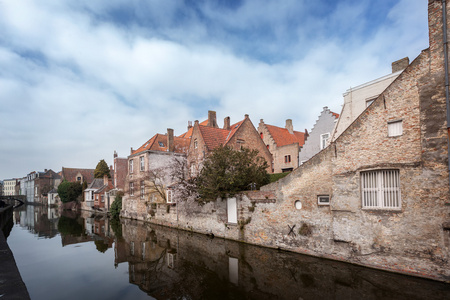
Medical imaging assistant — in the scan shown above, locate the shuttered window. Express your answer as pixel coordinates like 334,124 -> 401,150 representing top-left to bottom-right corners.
361,170 -> 401,209
388,120 -> 403,137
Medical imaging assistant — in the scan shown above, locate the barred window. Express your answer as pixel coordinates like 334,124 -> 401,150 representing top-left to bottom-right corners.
129,182 -> 134,196
140,181 -> 145,199
361,170 -> 401,209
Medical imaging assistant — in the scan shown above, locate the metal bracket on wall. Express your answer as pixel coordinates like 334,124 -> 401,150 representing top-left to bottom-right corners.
288,224 -> 296,237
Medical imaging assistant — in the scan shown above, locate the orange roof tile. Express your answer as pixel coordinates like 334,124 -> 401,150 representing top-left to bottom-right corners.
265,124 -> 306,147
331,111 -> 340,119
198,125 -> 230,150
132,133 -> 190,155
179,120 -> 208,138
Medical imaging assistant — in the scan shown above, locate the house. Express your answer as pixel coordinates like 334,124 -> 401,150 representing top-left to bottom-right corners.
188,111 -> 273,175
121,128 -> 190,220
298,107 -> 339,165
61,167 -> 95,184
48,188 -> 59,206
330,57 -> 409,142
2,178 -> 18,196
118,0 -> 450,281
83,175 -> 114,212
258,119 -> 307,173
33,169 -> 61,204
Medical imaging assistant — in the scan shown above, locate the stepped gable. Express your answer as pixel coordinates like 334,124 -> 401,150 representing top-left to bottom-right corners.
265,124 -> 306,147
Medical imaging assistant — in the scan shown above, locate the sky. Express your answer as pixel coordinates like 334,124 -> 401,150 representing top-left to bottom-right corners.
0,0 -> 429,180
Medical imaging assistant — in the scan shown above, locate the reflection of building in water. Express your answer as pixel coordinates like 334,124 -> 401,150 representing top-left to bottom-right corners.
13,205 -> 59,238
115,218 -> 450,300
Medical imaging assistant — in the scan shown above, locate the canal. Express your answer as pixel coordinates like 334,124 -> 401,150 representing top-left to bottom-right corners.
4,205 -> 450,299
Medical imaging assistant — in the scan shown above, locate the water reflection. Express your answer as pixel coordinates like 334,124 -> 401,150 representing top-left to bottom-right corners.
10,206 -> 450,300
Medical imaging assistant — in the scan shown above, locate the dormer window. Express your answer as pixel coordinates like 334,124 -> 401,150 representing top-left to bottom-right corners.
158,142 -> 164,147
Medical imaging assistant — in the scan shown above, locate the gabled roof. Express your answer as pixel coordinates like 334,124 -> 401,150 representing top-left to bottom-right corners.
86,178 -> 105,190
179,120 -> 208,138
265,124 -> 306,147
61,168 -> 95,183
197,120 -> 245,151
132,133 -> 190,156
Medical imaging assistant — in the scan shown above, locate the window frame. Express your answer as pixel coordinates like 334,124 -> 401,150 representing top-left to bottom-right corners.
317,195 -> 330,206
361,169 -> 401,210
320,133 -> 330,150
129,159 -> 134,174
129,182 -> 134,196
388,120 -> 403,137
139,156 -> 145,172
284,155 -> 291,163
140,180 -> 145,200
166,189 -> 174,204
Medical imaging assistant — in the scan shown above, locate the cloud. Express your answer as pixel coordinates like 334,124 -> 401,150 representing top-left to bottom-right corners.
0,0 -> 429,179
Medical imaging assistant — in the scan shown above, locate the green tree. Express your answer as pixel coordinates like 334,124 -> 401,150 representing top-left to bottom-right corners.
196,146 -> 269,203
94,159 -> 111,178
110,191 -> 123,219
57,180 -> 83,203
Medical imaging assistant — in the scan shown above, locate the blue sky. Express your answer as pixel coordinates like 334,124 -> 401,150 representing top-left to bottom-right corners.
0,0 -> 428,179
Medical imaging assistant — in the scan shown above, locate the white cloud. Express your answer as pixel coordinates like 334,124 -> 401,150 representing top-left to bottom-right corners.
0,0 -> 429,179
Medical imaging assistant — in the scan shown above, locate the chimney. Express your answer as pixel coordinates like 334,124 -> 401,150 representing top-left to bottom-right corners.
114,150 -> 118,158
245,114 -> 249,119
223,117 -> 231,130
285,119 -> 293,134
207,110 -> 218,128
167,128 -> 174,152
130,147 -> 133,154
391,57 -> 409,73
44,169 -> 48,172
103,174 -> 108,186
187,121 -> 193,131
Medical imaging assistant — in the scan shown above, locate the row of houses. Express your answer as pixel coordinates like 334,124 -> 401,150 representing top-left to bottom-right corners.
117,0 -> 450,281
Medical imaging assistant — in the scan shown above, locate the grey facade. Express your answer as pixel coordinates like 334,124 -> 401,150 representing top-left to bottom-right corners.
298,107 -> 338,165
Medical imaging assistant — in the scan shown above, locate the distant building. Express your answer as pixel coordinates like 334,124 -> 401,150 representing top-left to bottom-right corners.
331,57 -> 409,141
189,111 -> 273,175
258,119 -> 307,173
2,178 -> 18,196
61,167 -> 95,184
298,107 -> 339,165
113,151 -> 127,191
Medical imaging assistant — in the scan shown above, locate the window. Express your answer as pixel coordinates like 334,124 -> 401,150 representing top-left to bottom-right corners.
166,190 -> 174,204
366,96 -> 378,107
237,139 -> 245,149
320,133 -> 330,150
77,176 -> 81,181
140,181 -> 145,199
129,159 -> 134,174
101,195 -> 104,203
158,141 -> 164,147
194,139 -> 198,149
294,200 -> 302,210
284,155 -> 291,163
388,120 -> 403,137
139,156 -> 145,171
129,182 -> 134,196
361,170 -> 401,209
317,195 -> 330,205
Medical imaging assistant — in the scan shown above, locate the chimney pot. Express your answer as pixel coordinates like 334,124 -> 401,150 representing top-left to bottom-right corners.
207,111 -> 218,128
285,119 -> 294,134
223,117 -> 231,130
167,128 -> 175,152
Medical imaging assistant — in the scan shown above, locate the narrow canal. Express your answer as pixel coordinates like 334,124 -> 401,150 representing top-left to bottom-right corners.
5,205 -> 450,300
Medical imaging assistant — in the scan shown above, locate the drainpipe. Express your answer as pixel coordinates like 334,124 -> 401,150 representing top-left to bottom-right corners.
443,0 -> 450,186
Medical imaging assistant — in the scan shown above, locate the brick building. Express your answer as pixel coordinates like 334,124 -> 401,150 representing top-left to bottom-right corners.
113,151 -> 127,191
61,167 -> 95,184
258,119 -> 307,173
119,0 -> 450,281
121,128 -> 190,220
188,111 -> 272,175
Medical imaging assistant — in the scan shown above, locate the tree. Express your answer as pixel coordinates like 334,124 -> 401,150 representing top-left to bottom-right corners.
110,191 -> 123,218
196,145 -> 269,203
94,159 -> 111,178
57,180 -> 83,203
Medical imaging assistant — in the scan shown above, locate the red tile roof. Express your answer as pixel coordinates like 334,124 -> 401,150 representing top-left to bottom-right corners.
132,133 -> 190,155
61,168 -> 95,184
331,111 -> 340,119
198,120 -> 244,151
265,124 -> 306,147
179,120 -> 208,138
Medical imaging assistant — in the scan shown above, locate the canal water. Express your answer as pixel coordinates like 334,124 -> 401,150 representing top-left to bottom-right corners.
4,205 -> 450,300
